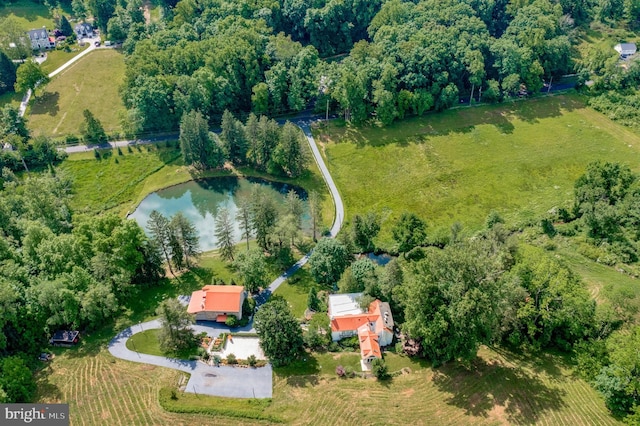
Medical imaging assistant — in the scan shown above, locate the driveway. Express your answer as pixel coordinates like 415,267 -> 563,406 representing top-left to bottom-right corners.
108,320 -> 272,398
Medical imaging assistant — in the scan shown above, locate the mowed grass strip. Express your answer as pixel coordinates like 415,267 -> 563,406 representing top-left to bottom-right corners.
317,95 -> 640,246
269,347 -> 619,426
37,344 -> 617,425
28,49 -> 126,138
36,351 -> 254,426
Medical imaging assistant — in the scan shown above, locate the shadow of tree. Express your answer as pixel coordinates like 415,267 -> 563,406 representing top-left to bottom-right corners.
432,355 -> 568,424
333,95 -> 583,149
34,366 -> 64,402
31,91 -> 60,116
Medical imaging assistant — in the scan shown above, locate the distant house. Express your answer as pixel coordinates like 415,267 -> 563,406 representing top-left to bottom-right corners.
328,293 -> 394,370
74,23 -> 94,39
50,330 -> 80,346
614,43 -> 637,57
27,28 -> 55,50
186,285 -> 247,322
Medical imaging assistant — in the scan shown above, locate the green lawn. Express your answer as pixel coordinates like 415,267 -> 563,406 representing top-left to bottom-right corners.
317,94 -> 640,248
126,328 -> 164,356
40,45 -> 89,75
273,266 -> 317,319
0,0 -> 56,31
27,49 -> 127,139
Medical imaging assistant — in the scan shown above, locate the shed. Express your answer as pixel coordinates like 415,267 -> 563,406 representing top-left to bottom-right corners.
614,43 -> 637,56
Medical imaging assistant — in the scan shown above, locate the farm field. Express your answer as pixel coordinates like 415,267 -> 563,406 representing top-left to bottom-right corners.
27,49 -> 127,139
37,343 -> 619,425
316,94 -> 640,247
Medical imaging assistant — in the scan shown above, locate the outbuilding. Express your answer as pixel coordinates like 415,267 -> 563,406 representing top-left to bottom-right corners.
614,42 -> 637,57
50,330 -> 80,346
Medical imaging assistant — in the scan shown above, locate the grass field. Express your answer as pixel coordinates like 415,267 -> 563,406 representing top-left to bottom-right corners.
37,342 -> 619,425
27,49 -> 126,138
0,0 -> 56,31
40,46 -> 89,74
316,94 -> 640,248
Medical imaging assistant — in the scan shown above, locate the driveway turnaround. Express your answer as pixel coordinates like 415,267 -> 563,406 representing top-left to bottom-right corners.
108,320 -> 272,398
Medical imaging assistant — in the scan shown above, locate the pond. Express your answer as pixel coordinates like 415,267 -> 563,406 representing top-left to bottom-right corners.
129,177 -> 309,252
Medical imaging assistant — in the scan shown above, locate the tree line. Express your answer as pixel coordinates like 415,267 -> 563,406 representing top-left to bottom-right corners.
179,110 -> 309,179
0,170 -> 165,403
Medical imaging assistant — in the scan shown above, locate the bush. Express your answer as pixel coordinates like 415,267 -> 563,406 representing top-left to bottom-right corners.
170,389 -> 178,400
339,336 -> 359,350
213,354 -> 221,366
225,315 -> 239,327
328,342 -> 340,352
226,353 -> 237,365
247,355 -> 257,367
371,358 -> 389,380
344,366 -> 355,378
541,218 -> 556,238
336,365 -> 346,377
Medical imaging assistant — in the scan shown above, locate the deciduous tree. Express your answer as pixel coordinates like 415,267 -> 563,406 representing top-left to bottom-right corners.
254,297 -> 303,366
15,61 -> 49,98
309,237 -> 350,286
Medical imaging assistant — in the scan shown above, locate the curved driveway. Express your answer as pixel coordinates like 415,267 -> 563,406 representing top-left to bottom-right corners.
108,320 -> 272,398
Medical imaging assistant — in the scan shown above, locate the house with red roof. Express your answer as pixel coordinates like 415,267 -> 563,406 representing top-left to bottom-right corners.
328,293 -> 394,370
186,285 -> 247,322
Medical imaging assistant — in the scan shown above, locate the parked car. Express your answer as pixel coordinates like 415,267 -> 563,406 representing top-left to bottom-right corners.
94,40 -> 100,47
38,353 -> 52,362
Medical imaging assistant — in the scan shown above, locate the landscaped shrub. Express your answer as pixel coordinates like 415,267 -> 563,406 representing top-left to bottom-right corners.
226,353 -> 237,365
344,366 -> 355,378
242,297 -> 256,318
336,365 -> 345,377
247,355 -> 257,367
213,354 -> 221,366
225,315 -> 239,327
339,336 -> 359,351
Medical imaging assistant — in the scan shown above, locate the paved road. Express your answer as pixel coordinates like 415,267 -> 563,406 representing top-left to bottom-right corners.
108,319 -> 272,398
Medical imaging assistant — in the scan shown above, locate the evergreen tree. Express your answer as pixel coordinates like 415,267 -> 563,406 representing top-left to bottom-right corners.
169,212 -> 200,269
59,15 -> 73,37
236,197 -> 253,251
220,110 -> 248,165
214,207 -> 235,261
0,51 -> 16,96
147,210 -> 174,275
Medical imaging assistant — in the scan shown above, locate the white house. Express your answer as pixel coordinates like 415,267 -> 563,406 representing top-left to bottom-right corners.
328,293 -> 394,370
614,43 -> 637,57
27,28 -> 55,50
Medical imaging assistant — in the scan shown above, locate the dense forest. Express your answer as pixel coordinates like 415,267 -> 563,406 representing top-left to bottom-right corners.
118,0 -> 578,130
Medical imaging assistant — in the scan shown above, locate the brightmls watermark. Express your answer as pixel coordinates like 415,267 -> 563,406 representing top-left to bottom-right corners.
1,404 -> 68,425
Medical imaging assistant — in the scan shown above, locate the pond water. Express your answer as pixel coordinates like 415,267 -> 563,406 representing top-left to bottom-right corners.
129,177 -> 309,252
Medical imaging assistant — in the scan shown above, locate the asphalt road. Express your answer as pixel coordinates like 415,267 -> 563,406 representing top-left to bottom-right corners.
108,319 -> 273,398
